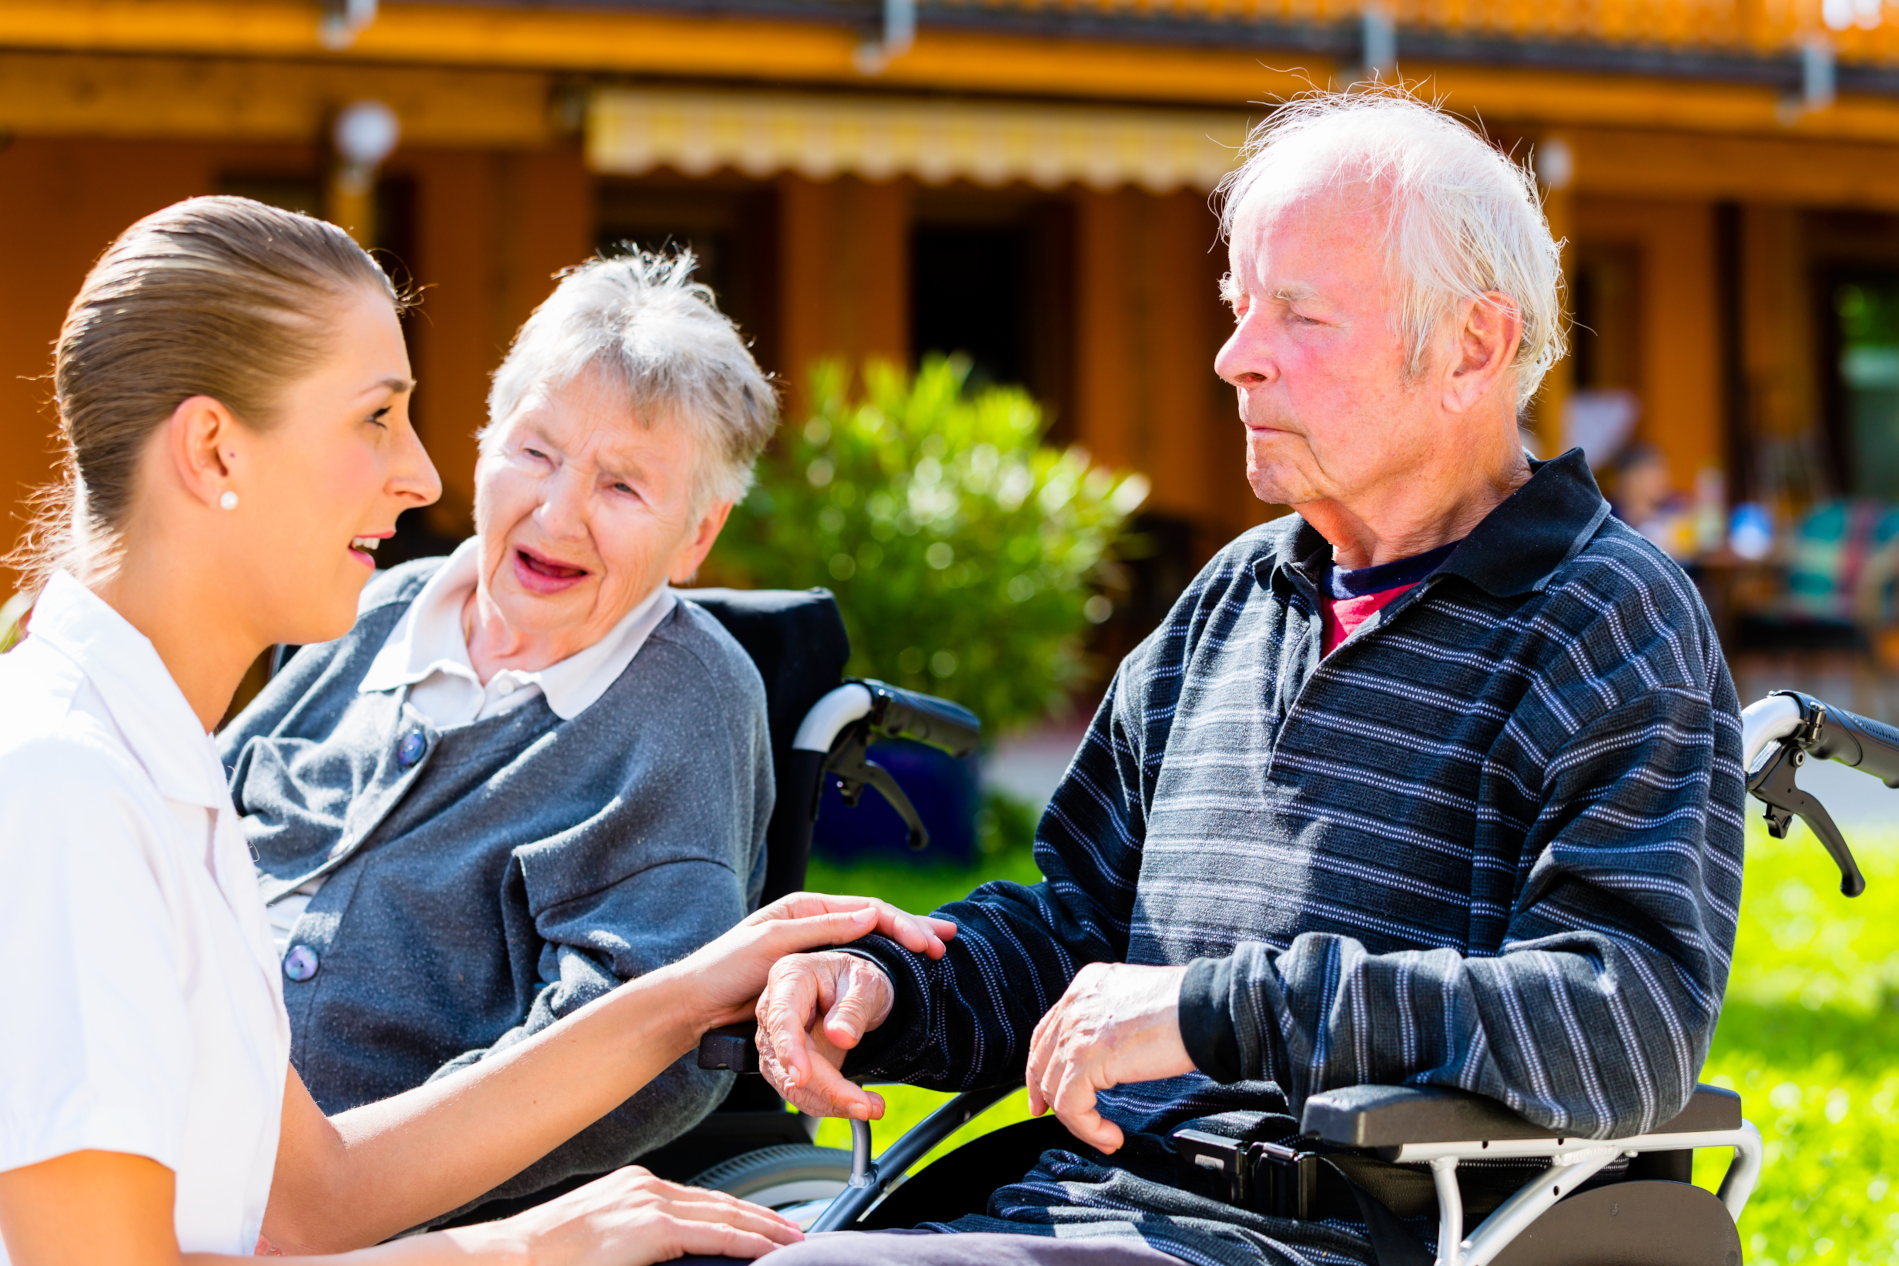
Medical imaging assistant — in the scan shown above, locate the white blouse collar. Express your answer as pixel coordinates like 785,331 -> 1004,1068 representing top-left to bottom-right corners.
359,538 -> 675,722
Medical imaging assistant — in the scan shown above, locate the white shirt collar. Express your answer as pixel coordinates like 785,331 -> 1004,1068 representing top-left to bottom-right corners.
359,538 -> 676,722
27,572 -> 228,811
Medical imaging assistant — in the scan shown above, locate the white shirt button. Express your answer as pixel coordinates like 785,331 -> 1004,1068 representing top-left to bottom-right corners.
495,677 -> 517,696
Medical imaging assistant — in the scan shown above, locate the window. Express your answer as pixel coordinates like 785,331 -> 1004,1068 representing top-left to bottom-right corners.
1831,275 -> 1899,500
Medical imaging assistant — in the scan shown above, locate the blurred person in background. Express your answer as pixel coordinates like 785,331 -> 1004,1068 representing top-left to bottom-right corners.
0,196 -> 958,1266
739,89 -> 1741,1266
217,248 -> 824,1220
1608,442 -> 1692,559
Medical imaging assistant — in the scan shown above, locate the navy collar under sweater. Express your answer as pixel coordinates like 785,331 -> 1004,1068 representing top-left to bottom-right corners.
1324,538 -> 1460,599
1277,447 -> 1612,602
836,447 -> 1742,1266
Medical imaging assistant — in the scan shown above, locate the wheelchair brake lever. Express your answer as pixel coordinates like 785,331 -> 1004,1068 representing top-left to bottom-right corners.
824,723 -> 931,851
1747,739 -> 1867,897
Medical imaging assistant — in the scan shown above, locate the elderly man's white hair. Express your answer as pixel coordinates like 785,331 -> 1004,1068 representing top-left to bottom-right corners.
484,247 -> 778,507
1218,90 -> 1565,414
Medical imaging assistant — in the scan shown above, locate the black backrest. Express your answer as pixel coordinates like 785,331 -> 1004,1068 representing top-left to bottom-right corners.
677,587 -> 850,904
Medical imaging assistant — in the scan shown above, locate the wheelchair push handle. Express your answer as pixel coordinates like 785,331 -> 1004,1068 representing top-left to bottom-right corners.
853,678 -> 982,759
1784,692 -> 1899,788
1742,692 -> 1876,897
789,679 -> 983,854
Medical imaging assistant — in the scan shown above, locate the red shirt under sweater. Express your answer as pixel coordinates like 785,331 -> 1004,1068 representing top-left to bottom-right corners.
1321,538 -> 1463,655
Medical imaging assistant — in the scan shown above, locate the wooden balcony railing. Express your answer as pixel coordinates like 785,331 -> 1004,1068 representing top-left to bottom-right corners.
920,0 -> 1899,66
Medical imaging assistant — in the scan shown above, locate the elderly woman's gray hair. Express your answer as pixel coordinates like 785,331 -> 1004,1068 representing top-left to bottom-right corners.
1217,91 -> 1564,414
484,248 -> 778,507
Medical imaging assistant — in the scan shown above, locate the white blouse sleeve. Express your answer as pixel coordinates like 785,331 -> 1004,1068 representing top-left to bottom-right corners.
0,736 -> 194,1176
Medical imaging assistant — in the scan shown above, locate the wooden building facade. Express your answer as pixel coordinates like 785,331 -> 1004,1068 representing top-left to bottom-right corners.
3,0 -> 1899,593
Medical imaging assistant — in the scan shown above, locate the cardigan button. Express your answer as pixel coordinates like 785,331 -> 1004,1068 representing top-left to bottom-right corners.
283,945 -> 319,982
397,732 -> 427,768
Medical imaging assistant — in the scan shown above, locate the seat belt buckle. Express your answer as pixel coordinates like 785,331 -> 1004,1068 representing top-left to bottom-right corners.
1171,1129 -> 1320,1219
1173,1129 -> 1250,1204
1251,1138 -> 1321,1220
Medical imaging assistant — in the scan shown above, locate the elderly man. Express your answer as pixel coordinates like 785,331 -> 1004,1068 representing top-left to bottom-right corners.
220,249 -> 781,1218
738,92 -> 1744,1266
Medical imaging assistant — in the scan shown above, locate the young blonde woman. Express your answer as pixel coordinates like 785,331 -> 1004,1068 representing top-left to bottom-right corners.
0,198 -> 952,1266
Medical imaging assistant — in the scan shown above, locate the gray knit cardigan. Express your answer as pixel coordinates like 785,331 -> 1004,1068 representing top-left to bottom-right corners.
218,558 -> 773,1215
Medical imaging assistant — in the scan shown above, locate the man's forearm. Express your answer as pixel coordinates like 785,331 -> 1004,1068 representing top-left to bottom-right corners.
1181,931 -> 1716,1139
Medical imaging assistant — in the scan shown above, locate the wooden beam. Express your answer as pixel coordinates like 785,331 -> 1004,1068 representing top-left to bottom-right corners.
1568,125 -> 1899,211
1573,197 -> 1725,491
775,173 -> 911,417
0,50 -> 553,148
8,2 -> 1899,147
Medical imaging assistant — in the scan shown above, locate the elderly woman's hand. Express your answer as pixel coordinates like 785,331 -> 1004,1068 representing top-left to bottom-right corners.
679,892 -> 955,1032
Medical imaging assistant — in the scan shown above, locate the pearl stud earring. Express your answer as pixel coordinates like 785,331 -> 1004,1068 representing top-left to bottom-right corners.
219,491 -> 239,511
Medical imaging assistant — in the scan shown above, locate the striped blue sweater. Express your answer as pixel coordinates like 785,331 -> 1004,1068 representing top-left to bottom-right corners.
842,451 -> 1744,1264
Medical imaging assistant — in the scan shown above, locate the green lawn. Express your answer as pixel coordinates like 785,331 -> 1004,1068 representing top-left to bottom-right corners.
801,820 -> 1899,1264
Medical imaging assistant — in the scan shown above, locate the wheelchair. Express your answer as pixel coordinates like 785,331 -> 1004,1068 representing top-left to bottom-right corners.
665,592 -> 1899,1266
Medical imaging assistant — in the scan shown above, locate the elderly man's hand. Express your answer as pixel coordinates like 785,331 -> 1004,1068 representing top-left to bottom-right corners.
755,951 -> 895,1121
680,894 -> 951,1033
1025,963 -> 1196,1154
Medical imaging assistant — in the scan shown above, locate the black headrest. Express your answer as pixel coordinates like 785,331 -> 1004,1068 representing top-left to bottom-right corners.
678,588 -> 851,766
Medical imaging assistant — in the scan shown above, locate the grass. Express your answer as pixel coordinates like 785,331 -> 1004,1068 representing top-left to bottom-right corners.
1695,824 -> 1899,1266
801,816 -> 1899,1262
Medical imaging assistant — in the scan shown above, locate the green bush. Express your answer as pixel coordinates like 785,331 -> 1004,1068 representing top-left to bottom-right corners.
714,356 -> 1148,734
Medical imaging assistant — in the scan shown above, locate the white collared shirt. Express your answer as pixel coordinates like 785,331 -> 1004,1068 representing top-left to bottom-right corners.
0,574 -> 289,1262
261,541 -> 675,949
357,537 -> 676,728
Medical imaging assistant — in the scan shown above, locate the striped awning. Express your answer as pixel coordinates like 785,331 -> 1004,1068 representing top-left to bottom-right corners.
587,87 -> 1256,192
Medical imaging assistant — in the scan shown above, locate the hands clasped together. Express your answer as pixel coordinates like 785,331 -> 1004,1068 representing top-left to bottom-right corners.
490,892 -> 961,1265
554,893 -> 1196,1264
755,946 -> 1195,1153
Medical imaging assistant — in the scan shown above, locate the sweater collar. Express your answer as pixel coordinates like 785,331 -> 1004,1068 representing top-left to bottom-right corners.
1260,448 -> 1611,599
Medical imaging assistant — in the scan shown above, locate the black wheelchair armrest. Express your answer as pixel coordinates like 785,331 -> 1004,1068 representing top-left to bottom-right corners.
698,1024 -> 761,1075
1302,1085 -> 1554,1149
1301,1082 -> 1743,1150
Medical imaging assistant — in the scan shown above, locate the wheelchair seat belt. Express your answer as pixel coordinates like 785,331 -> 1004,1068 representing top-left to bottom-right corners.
1173,1129 -> 1436,1266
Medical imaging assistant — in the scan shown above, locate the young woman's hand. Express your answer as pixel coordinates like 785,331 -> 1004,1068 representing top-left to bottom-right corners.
679,892 -> 955,1031
474,1166 -> 801,1266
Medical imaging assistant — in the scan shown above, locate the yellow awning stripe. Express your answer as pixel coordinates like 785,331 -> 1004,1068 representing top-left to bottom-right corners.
587,87 -> 1257,192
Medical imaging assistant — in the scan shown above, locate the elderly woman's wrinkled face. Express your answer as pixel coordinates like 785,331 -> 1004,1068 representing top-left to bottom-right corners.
472,367 -> 730,664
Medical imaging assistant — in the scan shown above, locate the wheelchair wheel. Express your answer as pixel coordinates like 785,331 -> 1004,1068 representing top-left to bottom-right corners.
688,1143 -> 855,1229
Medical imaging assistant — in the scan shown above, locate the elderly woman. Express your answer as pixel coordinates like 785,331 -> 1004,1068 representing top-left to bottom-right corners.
219,249 -> 780,1219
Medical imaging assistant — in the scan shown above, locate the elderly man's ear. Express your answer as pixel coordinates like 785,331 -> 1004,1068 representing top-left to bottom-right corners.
668,500 -> 735,585
1441,289 -> 1524,418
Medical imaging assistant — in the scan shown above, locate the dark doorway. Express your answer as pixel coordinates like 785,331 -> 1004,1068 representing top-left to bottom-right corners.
1570,243 -> 1643,393
910,191 -> 1075,442
912,223 -> 1031,390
